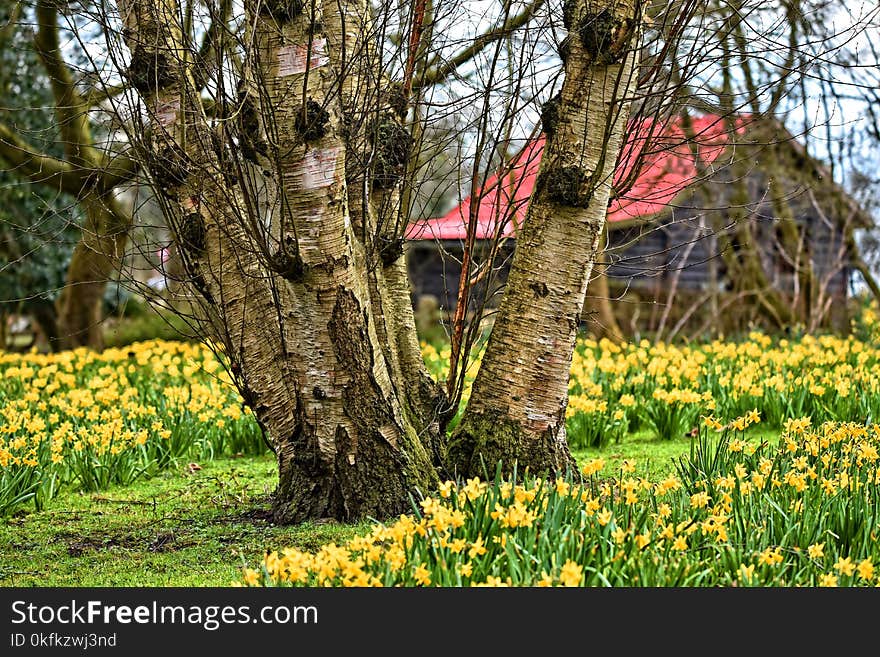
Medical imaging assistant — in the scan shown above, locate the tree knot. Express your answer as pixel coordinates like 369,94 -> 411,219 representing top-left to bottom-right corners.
259,0 -> 304,22
294,98 -> 331,143
126,45 -> 177,94
539,165 -> 594,207
371,119 -> 413,190
576,8 -> 634,65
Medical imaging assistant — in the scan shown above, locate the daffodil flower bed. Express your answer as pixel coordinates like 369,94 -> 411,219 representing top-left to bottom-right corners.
7,323 -> 880,523
242,418 -> 880,587
0,340 -> 264,515
422,329 -> 880,443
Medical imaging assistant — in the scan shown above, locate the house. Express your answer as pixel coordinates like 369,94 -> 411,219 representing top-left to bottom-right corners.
404,114 -> 873,336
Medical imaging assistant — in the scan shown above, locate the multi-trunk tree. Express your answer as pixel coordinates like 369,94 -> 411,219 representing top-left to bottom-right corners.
18,0 -> 875,523
100,0 -> 646,522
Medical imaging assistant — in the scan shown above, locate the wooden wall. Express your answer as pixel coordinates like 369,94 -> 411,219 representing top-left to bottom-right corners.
406,169 -> 854,333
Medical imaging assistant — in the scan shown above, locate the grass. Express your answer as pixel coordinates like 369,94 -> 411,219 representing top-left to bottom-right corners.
0,425 -> 775,587
0,454 -> 369,587
102,307 -> 195,348
571,426 -> 776,479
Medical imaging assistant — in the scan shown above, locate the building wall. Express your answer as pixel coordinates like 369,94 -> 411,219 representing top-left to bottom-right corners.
407,175 -> 854,332
406,239 -> 515,314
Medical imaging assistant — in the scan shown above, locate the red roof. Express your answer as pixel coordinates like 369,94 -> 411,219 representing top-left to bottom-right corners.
406,114 -> 747,241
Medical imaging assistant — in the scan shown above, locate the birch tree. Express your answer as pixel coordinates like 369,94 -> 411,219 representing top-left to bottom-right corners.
447,0 -> 644,475
75,0 -> 645,520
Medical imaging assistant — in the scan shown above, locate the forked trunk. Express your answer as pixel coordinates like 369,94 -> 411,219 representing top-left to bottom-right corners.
447,0 -> 642,478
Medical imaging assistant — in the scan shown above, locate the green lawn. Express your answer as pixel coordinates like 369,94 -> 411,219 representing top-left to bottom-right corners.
0,455 -> 369,587
572,427 -> 776,479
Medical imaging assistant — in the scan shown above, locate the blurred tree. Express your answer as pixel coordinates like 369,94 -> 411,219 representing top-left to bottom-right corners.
0,10 -> 77,349
0,1 -> 139,350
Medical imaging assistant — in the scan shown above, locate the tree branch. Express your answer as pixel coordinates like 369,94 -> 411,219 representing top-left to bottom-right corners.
412,0 -> 546,92
191,0 -> 233,91
0,120 -> 84,196
0,2 -> 21,44
83,82 -> 128,108
0,120 -> 139,196
33,0 -> 97,167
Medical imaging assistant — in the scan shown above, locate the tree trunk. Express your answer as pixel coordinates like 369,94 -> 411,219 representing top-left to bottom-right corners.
119,0 -> 438,523
714,150 -> 795,331
580,228 -> 621,340
447,0 -> 642,478
335,4 -> 447,462
55,196 -> 128,350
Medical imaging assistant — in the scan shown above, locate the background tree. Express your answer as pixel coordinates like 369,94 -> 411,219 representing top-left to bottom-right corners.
0,1 -> 141,350
0,7 -> 77,349
614,0 -> 880,336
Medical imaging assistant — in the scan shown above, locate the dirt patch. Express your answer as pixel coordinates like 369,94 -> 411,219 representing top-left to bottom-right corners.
65,536 -> 130,557
59,529 -> 193,556
4,541 -> 38,552
148,531 -> 193,553
223,495 -> 275,524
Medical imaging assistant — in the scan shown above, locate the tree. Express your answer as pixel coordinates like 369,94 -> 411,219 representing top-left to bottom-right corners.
0,8 -> 77,349
446,0 -> 644,475
57,0 -> 647,522
620,0 -> 880,336
0,2 -> 144,350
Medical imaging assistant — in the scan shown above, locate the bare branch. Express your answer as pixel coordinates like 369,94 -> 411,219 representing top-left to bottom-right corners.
33,0 -> 96,166
412,0 -> 547,92
0,2 -> 21,44
0,119 -> 85,196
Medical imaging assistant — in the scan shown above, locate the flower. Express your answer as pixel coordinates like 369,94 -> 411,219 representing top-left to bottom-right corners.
690,491 -> 710,509
438,481 -> 454,498
807,543 -> 825,559
559,560 -> 583,587
413,565 -> 431,586
818,573 -> 838,587
758,547 -> 783,567
857,559 -> 874,581
468,537 -> 487,559
536,572 -> 553,587
242,568 -> 261,586
582,458 -> 606,476
834,556 -> 855,577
